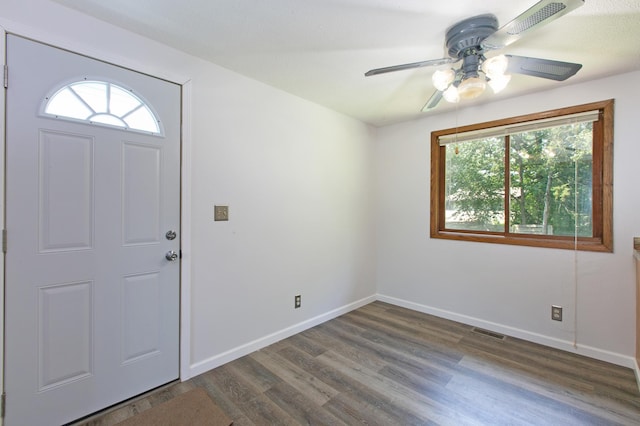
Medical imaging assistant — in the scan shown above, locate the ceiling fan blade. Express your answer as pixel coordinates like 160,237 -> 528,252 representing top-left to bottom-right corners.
422,90 -> 443,112
365,57 -> 457,77
505,55 -> 582,81
481,0 -> 584,50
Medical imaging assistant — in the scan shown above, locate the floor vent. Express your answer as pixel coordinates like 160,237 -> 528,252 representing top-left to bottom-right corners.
471,327 -> 506,340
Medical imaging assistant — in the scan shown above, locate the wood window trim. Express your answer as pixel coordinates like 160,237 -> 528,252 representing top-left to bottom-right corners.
430,99 -> 614,252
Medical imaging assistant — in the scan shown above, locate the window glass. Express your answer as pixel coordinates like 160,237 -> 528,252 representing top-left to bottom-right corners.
445,137 -> 505,232
508,123 -> 593,237
43,80 -> 161,135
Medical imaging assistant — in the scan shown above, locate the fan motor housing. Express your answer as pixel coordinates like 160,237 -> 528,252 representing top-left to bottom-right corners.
446,14 -> 498,58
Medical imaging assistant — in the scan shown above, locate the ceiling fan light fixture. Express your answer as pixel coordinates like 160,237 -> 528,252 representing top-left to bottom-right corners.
432,69 -> 456,91
488,74 -> 512,93
364,1 -> 585,112
457,76 -> 486,100
442,85 -> 460,103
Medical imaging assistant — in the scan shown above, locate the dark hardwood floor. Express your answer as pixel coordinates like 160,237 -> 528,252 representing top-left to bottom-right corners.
77,301 -> 640,425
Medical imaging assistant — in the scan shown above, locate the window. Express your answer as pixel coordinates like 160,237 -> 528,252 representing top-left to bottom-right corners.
42,80 -> 162,135
430,100 -> 613,252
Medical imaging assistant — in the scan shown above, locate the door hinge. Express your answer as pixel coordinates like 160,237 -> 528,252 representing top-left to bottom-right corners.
1,392 -> 6,418
2,229 -> 7,253
3,65 -> 7,89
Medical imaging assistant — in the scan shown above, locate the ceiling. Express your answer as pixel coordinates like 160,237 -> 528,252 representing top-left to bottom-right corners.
53,0 -> 640,127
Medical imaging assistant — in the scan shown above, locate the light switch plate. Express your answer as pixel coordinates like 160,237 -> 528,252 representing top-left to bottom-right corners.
214,205 -> 229,221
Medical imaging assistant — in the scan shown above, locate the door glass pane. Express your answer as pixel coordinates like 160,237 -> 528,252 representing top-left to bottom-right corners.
110,86 -> 141,116
444,137 -> 505,232
71,81 -> 107,113
46,88 -> 92,119
124,106 -> 159,134
43,80 -> 162,135
91,114 -> 126,127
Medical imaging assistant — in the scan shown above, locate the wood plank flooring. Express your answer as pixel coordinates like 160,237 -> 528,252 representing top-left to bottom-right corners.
75,301 -> 640,425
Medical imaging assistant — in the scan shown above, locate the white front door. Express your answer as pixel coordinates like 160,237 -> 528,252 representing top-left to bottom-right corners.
4,35 -> 181,425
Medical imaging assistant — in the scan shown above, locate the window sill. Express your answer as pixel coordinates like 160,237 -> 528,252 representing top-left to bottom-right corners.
431,230 -> 612,252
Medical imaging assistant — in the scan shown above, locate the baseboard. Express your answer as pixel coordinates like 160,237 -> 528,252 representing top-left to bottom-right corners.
634,359 -> 640,394
187,294 -> 376,378
377,294 -> 637,369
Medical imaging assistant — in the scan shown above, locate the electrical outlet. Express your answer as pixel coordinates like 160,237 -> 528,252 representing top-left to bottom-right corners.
214,205 -> 229,221
294,295 -> 301,309
551,305 -> 563,321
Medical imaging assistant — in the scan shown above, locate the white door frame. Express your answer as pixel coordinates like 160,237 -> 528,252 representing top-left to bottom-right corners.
0,26 -> 194,423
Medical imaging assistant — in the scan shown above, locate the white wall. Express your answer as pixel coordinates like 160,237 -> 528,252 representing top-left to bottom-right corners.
188,68 -> 377,373
1,0 -> 377,379
374,71 -> 640,366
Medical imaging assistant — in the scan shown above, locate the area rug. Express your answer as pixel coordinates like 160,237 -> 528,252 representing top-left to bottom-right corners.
115,388 -> 233,426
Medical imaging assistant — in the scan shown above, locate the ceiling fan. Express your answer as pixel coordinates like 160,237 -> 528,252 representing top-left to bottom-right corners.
364,0 -> 584,111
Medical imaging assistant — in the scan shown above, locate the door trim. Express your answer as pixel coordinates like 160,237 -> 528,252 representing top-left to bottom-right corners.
179,80 -> 193,381
1,26 -> 7,425
0,27 -> 195,421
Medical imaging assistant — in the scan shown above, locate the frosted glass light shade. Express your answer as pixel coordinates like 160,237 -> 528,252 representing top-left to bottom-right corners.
442,85 -> 460,103
432,69 -> 455,91
488,74 -> 512,93
482,55 -> 509,78
457,77 -> 486,100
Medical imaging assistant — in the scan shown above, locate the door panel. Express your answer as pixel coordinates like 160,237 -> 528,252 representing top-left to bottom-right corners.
4,35 -> 181,426
39,130 -> 94,252
122,142 -> 161,245
38,281 -> 94,391
122,272 -> 162,363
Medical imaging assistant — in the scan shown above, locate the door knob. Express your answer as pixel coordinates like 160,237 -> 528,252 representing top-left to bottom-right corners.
165,250 -> 178,261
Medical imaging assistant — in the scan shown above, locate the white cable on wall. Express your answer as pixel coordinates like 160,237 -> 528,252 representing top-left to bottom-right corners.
573,146 -> 579,349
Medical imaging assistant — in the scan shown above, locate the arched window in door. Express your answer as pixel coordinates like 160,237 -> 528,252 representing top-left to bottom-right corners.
42,80 -> 162,135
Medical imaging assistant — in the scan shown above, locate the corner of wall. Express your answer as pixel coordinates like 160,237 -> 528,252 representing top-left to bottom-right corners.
187,294 -> 376,378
